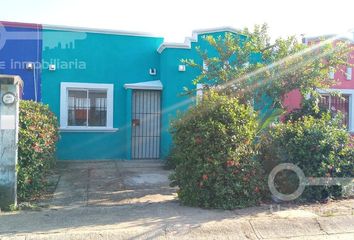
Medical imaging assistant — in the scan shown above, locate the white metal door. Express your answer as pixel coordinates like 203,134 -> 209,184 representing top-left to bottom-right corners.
131,90 -> 161,159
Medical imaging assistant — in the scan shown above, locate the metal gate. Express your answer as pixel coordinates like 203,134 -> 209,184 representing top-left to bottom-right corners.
319,94 -> 350,128
131,90 -> 161,159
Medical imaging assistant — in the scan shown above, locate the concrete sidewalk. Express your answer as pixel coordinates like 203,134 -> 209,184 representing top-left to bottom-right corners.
0,201 -> 354,239
1,161 -> 353,239
43,160 -> 176,208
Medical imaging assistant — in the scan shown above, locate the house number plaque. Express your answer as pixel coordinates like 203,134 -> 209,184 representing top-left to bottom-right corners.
2,92 -> 16,106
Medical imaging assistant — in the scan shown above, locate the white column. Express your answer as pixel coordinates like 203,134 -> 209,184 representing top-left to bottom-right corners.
0,75 -> 22,210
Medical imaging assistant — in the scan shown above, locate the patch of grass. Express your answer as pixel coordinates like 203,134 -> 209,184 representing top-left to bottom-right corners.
17,202 -> 42,211
9,204 -> 19,212
322,211 -> 335,217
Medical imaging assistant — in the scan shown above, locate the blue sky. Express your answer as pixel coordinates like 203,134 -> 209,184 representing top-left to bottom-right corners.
1,0 -> 354,42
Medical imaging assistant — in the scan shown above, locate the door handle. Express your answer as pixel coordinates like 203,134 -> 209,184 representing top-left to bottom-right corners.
132,119 -> 140,126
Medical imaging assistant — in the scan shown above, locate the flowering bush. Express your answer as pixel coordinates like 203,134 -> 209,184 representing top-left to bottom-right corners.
17,101 -> 59,200
169,92 -> 265,209
259,113 -> 354,201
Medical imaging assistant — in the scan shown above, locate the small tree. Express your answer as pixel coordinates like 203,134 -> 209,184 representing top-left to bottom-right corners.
183,24 -> 352,122
170,92 -> 265,209
18,101 -> 59,201
170,24 -> 353,207
259,113 -> 354,201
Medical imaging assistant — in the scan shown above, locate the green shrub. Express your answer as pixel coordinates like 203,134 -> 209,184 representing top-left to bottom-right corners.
17,100 -> 59,201
259,113 -> 354,201
284,99 -> 328,122
164,147 -> 181,170
169,92 -> 265,209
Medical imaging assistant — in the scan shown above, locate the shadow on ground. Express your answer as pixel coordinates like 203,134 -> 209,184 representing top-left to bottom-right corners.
41,160 -> 177,208
1,161 -> 354,239
0,161 -> 271,238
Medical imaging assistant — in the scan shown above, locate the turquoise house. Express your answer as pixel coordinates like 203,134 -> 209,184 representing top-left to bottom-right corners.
36,24 -> 247,160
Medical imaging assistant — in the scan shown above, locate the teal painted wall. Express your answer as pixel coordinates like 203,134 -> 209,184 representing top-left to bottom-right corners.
159,31 -> 247,158
41,29 -> 163,160
41,28 -> 254,160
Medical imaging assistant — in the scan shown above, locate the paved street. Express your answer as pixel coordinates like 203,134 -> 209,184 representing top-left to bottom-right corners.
0,161 -> 354,239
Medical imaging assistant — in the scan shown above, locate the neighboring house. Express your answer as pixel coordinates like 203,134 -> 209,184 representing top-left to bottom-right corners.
0,21 -> 246,160
284,35 -> 354,132
0,21 -> 42,101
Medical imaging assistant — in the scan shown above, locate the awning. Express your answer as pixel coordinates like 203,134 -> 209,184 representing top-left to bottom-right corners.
124,80 -> 163,90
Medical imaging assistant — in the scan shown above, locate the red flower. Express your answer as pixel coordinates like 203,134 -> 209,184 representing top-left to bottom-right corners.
202,174 -> 208,180
254,186 -> 260,193
33,144 -> 43,153
26,179 -> 32,184
226,160 -> 235,167
195,136 -> 203,144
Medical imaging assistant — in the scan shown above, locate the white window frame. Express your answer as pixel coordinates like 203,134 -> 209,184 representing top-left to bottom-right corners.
196,83 -> 204,104
346,67 -> 352,81
202,60 -> 208,72
318,88 -> 354,132
60,82 -> 117,132
329,67 -> 335,79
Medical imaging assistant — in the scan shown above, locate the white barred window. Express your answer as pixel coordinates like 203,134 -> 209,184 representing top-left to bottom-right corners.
60,82 -> 116,132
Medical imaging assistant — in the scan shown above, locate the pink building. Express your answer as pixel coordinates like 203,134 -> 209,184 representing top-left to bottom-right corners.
284,35 -> 354,131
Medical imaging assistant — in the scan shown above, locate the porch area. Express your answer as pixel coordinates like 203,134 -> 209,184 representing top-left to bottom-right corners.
41,160 -> 176,208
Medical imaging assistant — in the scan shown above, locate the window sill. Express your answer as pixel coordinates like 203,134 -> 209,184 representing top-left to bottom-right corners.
59,127 -> 119,133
